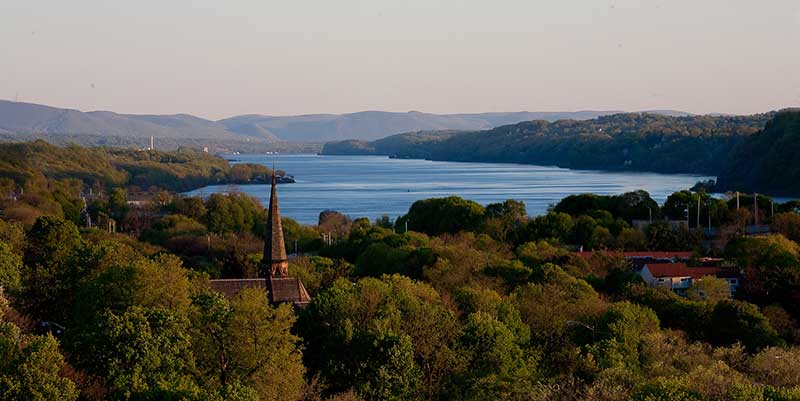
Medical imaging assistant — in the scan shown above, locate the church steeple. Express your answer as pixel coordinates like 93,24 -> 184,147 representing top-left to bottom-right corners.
211,168 -> 309,307
264,171 -> 288,277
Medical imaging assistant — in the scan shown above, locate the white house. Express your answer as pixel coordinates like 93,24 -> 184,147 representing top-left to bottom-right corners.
640,263 -> 741,297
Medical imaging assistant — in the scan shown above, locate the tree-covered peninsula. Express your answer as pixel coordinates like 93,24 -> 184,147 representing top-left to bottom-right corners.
323,113 -> 774,175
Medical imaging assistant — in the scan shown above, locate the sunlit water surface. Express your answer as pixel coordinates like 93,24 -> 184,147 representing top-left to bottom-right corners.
187,154 -> 714,225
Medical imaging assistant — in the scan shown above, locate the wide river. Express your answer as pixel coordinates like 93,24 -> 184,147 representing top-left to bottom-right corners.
188,154 -> 713,225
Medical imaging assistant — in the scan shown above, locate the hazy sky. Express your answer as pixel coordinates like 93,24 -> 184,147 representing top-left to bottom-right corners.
2,0 -> 799,120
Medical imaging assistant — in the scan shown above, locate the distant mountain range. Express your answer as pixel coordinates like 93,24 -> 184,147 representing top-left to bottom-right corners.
0,100 -> 241,141
0,100 -> 695,148
217,110 -> 635,142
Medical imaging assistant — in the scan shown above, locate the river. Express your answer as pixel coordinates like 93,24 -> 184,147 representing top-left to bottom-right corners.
187,154 -> 713,225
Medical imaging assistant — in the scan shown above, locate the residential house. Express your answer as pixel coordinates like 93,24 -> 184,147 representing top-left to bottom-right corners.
640,262 -> 741,297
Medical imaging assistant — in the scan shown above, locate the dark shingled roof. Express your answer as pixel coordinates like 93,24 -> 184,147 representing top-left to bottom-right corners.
209,279 -> 266,299
209,278 -> 310,307
267,277 -> 311,307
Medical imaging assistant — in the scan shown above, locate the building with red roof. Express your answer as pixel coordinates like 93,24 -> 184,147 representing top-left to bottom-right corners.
640,262 -> 741,297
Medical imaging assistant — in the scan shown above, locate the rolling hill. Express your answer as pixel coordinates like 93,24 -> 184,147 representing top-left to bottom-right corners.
0,100 -> 247,140
714,109 -> 800,196
218,110 -> 626,142
322,112 -> 773,176
0,100 -> 696,148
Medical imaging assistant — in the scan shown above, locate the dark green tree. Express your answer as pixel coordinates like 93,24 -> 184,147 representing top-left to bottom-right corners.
20,216 -> 92,323
400,196 -> 485,236
708,300 -> 781,352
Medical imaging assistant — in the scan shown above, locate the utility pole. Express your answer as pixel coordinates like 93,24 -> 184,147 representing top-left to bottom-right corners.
736,191 -> 740,210
685,207 -> 690,227
696,195 -> 701,228
753,193 -> 759,226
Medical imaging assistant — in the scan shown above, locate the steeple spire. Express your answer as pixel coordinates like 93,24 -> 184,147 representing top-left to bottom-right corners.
210,167 -> 309,307
264,170 -> 288,277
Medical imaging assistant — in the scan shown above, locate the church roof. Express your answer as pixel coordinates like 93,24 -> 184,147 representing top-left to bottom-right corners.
267,277 -> 311,307
209,278 -> 266,299
209,278 -> 310,307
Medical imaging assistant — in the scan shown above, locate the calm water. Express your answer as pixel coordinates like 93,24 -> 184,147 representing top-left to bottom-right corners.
188,154 -> 713,225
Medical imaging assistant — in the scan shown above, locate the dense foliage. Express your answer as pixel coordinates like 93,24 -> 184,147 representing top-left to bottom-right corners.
322,112 -> 772,176
0,140 -> 281,193
715,109 -> 800,196
3,141 -> 800,400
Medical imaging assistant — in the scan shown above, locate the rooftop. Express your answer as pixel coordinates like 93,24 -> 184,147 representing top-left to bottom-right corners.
644,263 -> 740,279
576,251 -> 694,259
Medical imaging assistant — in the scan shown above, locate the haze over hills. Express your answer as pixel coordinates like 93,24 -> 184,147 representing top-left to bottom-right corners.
217,110 -> 633,142
0,100 -> 244,141
0,100 -> 695,147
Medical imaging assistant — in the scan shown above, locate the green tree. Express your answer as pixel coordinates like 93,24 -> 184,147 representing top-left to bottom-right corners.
70,253 -> 193,328
459,311 -> 529,378
108,188 -> 129,223
282,217 -> 321,254
299,275 -> 461,400
510,264 -> 606,342
0,322 -> 78,401
645,221 -> 696,251
522,212 -> 574,243
572,215 -> 599,248
191,288 -> 305,401
687,275 -> 731,304
484,200 -> 527,242
0,288 -> 78,401
587,301 -> 660,370
708,300 -> 781,352
0,220 -> 25,256
0,243 -> 22,293
173,196 -> 207,221
400,196 -> 485,236
616,227 -> 648,251
725,235 -> 800,314
611,190 -> 660,223
772,212 -> 800,243
88,306 -> 198,400
20,216 -> 90,323
205,193 -> 264,235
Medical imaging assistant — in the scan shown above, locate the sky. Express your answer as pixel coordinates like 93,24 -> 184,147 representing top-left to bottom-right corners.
1,0 -> 799,120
